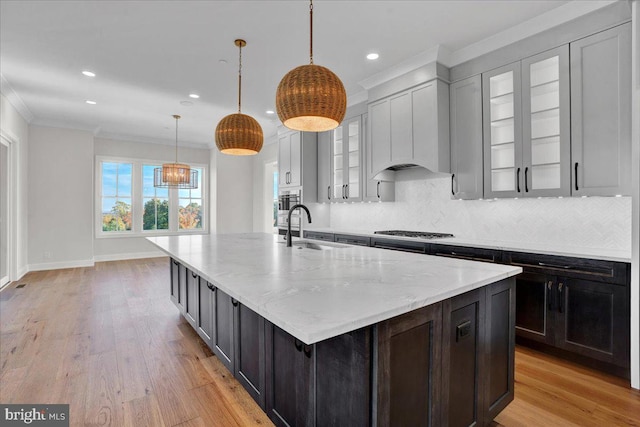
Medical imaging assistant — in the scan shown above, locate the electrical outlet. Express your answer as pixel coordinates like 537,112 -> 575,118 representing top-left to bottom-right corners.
44,251 -> 52,260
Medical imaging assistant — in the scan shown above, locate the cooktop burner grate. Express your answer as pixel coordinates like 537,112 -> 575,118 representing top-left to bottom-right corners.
374,230 -> 454,239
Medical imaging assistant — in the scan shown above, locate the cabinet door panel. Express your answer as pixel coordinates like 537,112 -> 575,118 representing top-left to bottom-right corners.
278,134 -> 291,187
389,92 -> 412,163
368,99 -> 391,178
483,62 -> 523,199
235,304 -> 266,408
521,45 -> 570,197
185,269 -> 198,326
177,263 -> 187,312
170,258 -> 180,305
450,75 -> 483,200
556,278 -> 629,368
515,272 -> 554,344
213,289 -> 235,372
196,280 -> 214,348
265,324 -> 314,427
317,131 -> 331,202
570,23 -> 632,196
289,132 -> 302,187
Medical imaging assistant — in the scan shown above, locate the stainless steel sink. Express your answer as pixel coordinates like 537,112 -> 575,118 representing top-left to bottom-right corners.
279,240 -> 345,250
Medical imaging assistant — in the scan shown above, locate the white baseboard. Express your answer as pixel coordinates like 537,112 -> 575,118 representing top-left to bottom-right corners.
28,259 -> 95,272
93,250 -> 166,262
16,266 -> 28,281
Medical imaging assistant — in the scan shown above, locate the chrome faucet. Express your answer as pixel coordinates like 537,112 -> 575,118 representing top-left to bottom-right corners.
287,204 -> 312,247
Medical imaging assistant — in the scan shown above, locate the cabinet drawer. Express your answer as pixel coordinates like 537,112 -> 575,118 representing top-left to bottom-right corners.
505,252 -> 628,285
430,244 -> 502,263
334,234 -> 370,246
303,231 -> 334,242
370,237 -> 427,254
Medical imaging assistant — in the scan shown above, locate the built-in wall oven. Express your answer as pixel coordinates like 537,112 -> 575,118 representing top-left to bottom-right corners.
277,189 -> 301,237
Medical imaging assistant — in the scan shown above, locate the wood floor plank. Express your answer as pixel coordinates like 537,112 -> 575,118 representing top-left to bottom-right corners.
56,332 -> 91,380
116,338 -> 154,402
50,372 -> 88,427
84,351 -> 124,427
0,366 -> 27,403
123,394 -> 166,427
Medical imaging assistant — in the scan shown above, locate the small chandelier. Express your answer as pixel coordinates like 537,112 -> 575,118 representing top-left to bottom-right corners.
275,0 -> 346,132
215,39 -> 264,155
154,115 -> 198,188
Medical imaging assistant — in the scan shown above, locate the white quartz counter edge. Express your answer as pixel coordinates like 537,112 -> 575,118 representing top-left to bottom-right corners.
147,233 -> 522,345
306,228 -> 631,263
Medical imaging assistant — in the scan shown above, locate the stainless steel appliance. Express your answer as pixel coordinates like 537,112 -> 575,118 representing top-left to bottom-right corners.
374,230 -> 454,239
277,189 -> 301,237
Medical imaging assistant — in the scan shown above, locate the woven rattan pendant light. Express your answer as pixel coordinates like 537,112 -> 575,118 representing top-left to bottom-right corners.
154,115 -> 198,188
276,0 -> 346,132
215,39 -> 264,155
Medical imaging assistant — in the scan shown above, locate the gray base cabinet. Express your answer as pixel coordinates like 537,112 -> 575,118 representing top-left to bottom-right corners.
212,288 -> 235,373
196,279 -> 215,349
235,304 -> 266,409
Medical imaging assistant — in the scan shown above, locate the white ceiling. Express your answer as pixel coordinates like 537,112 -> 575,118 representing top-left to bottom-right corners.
0,1 -> 610,149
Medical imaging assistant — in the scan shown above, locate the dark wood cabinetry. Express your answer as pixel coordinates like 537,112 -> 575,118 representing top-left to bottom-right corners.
506,251 -> 630,377
196,278 -> 215,348
212,288 -> 235,372
334,234 -> 370,246
184,269 -> 199,327
234,304 -> 266,409
265,324 -> 315,427
303,231 -> 335,242
430,244 -> 502,263
170,258 -> 180,305
370,237 -> 427,254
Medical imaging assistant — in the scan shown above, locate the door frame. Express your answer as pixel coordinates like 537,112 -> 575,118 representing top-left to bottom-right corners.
0,130 -> 17,289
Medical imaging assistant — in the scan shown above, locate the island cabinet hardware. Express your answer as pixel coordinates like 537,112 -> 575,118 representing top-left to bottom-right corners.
302,231 -> 335,242
334,234 -> 370,246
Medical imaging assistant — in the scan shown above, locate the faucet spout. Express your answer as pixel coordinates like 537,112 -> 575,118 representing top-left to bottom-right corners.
286,204 -> 312,247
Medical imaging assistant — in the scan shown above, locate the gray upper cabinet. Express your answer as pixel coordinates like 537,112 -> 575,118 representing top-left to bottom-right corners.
483,45 -> 570,198
367,80 -> 450,179
363,113 -> 395,202
278,131 -> 301,188
450,75 -> 484,200
570,23 -> 632,197
277,130 -> 318,202
317,131 -> 331,203
332,115 -> 363,202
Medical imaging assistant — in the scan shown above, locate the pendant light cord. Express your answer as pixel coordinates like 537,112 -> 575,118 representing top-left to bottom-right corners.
174,115 -> 179,163
309,0 -> 314,65
238,42 -> 243,113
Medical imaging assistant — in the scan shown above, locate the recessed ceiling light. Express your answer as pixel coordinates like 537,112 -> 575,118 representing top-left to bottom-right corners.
366,53 -> 379,60
219,59 -> 228,64
189,93 -> 200,99
85,100 -> 97,105
265,110 -> 275,115
82,70 -> 96,77
180,100 -> 194,107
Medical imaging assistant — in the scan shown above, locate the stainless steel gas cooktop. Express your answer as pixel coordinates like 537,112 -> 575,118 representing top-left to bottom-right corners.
374,230 -> 454,239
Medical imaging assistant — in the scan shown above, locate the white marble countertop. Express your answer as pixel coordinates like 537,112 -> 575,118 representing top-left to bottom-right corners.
306,228 -> 631,263
147,233 -> 521,344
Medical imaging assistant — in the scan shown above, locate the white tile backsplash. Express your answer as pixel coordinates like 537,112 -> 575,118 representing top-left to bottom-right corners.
330,172 -> 631,252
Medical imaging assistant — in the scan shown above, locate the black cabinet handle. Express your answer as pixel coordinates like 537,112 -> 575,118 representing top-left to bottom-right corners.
558,283 -> 564,313
574,163 -> 579,191
191,272 -> 198,278
231,299 -> 239,307
346,184 -> 349,199
524,167 -> 529,192
547,281 -> 554,311
516,168 -> 521,193
294,338 -> 303,352
538,262 -> 571,270
451,174 -> 455,196
206,282 -> 216,292
172,260 -> 179,266
303,344 -> 312,358
377,181 -> 381,198
328,185 -> 331,200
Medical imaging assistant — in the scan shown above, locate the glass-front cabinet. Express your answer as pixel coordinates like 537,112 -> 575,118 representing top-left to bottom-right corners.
332,116 -> 362,202
483,46 -> 569,198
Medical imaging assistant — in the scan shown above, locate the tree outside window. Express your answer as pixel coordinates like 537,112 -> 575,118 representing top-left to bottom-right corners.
101,162 -> 132,232
178,168 -> 203,230
142,165 -> 169,230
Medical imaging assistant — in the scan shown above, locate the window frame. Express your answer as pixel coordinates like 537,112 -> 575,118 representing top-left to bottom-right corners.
95,156 -> 208,238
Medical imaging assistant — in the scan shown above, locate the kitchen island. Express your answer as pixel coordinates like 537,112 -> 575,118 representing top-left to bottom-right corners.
148,233 -> 522,427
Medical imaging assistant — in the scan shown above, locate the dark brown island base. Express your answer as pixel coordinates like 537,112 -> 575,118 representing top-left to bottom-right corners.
170,258 -> 516,427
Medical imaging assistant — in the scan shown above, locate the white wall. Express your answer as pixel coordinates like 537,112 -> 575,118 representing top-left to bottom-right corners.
0,93 -> 29,280
28,126 -> 94,270
214,150 -> 254,233
252,141 -> 278,233
93,137 -> 211,260
331,170 -> 632,251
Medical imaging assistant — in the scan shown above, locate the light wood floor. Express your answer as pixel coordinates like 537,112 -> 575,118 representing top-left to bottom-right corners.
1,258 -> 639,426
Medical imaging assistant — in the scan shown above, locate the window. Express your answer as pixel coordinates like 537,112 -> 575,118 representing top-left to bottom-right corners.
142,165 -> 169,230
96,157 -> 207,237
101,162 -> 132,232
178,168 -> 203,230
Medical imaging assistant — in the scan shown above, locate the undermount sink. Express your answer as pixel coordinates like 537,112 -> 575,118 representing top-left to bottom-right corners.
279,240 -> 345,250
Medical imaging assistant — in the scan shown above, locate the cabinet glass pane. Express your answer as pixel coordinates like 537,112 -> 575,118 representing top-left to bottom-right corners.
489,71 -> 516,192
491,169 -> 516,192
532,164 -> 561,190
528,55 -> 561,192
333,125 -> 344,199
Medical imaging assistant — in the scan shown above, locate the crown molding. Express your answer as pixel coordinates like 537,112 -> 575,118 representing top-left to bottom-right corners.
358,45 -> 451,91
0,74 -> 35,123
